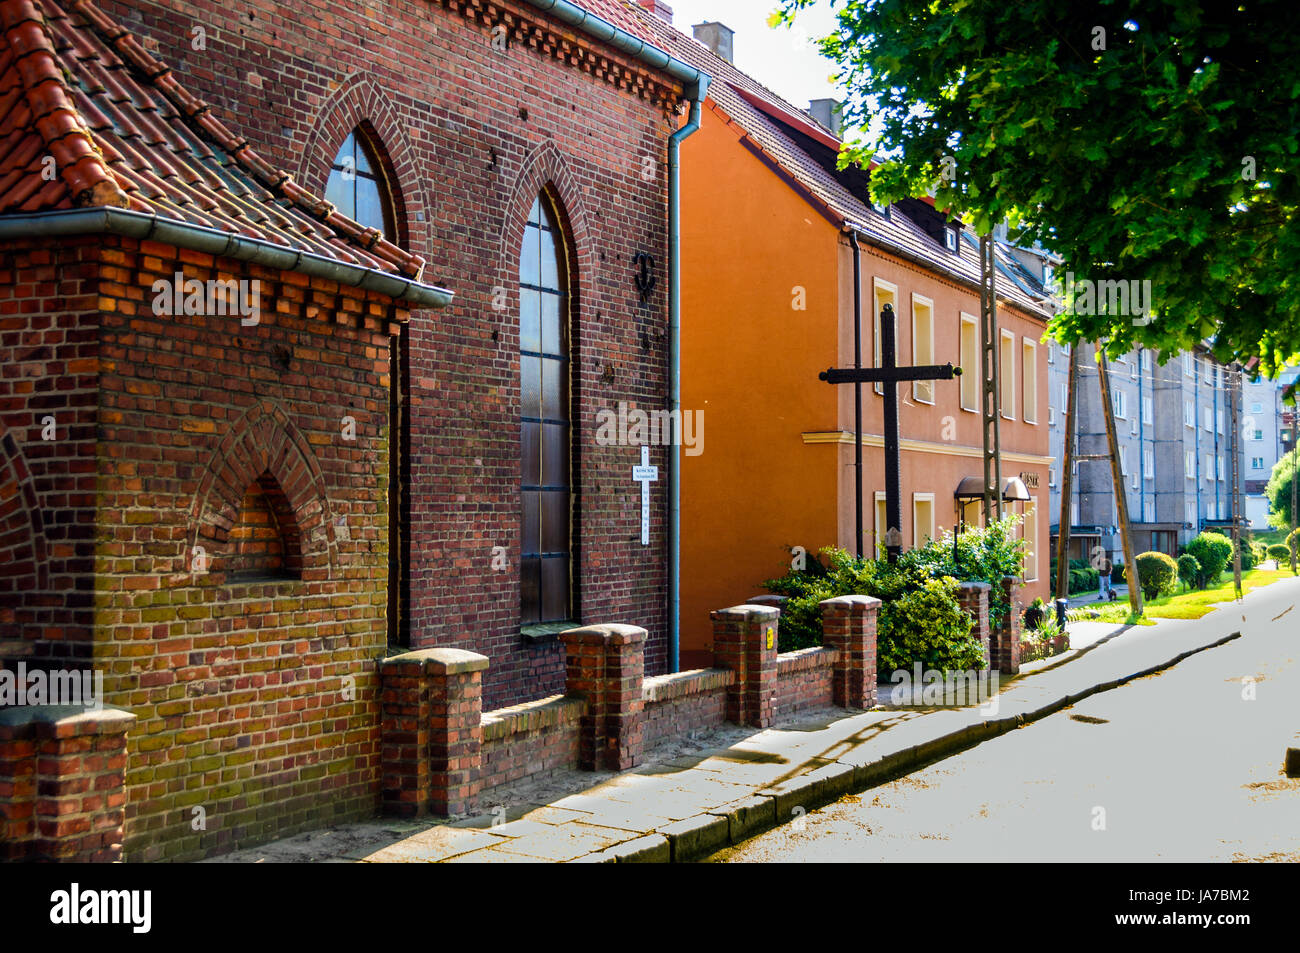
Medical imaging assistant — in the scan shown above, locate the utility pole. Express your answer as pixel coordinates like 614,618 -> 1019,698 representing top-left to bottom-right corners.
1291,416 -> 1298,574
1096,348 -> 1143,616
1055,342 -> 1081,600
1228,363 -> 1243,598
978,234 -> 1003,525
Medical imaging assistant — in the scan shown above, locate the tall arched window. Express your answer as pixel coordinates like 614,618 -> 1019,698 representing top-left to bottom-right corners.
520,194 -> 571,625
324,129 -> 396,240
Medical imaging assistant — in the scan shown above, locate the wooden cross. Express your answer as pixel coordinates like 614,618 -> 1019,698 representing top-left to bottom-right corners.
818,302 -> 961,563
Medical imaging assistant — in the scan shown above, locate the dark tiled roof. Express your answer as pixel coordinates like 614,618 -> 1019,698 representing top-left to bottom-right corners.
619,2 -> 1052,317
0,0 -> 431,282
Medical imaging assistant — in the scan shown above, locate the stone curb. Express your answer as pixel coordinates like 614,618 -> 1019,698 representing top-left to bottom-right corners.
594,630 -> 1242,863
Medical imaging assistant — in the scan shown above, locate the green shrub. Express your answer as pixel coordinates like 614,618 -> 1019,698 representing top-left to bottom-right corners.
1135,551 -> 1178,601
1176,554 -> 1200,591
762,516 -> 1025,670
877,577 -> 980,674
1233,537 -> 1257,572
1184,532 -> 1233,588
1267,543 -> 1291,561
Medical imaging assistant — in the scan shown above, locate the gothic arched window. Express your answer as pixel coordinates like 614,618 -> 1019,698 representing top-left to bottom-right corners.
324,129 -> 396,240
519,194 -> 572,625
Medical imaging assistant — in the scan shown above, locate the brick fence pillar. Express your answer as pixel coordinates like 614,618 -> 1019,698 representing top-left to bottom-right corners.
0,706 -> 135,862
956,581 -> 992,668
561,624 -> 645,771
819,595 -> 880,710
991,576 -> 1023,676
380,648 -> 489,817
711,605 -> 779,728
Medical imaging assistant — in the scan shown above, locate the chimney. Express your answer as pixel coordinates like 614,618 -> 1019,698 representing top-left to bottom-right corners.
692,22 -> 734,63
635,0 -> 673,22
808,99 -> 843,138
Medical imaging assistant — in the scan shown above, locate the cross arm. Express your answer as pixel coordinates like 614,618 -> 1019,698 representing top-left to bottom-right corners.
818,363 -> 962,385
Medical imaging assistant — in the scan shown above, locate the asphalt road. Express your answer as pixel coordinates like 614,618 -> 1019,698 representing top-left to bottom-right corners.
710,577 -> 1300,863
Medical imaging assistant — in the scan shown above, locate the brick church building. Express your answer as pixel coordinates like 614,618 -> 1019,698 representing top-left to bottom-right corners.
1,0 -> 703,859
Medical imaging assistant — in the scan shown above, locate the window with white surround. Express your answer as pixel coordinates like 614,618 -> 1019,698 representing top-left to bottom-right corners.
872,279 -> 897,397
1185,451 -> 1194,478
1186,500 -> 1196,525
911,295 -> 935,403
1184,400 -> 1195,428
1112,388 -> 1127,419
1216,408 -> 1224,434
1000,330 -> 1015,419
1059,382 -> 1069,412
1206,453 -> 1214,480
1071,500 -> 1079,526
1130,415 -> 1138,436
913,493 -> 936,549
1143,396 -> 1153,426
1250,402 -> 1264,414
1252,428 -> 1263,441
1120,447 -> 1129,476
1251,456 -> 1265,469
1202,405 -> 1213,431
1144,448 -> 1154,479
1217,454 -> 1224,481
874,492 -> 889,560
1049,406 -> 1056,426
1049,468 -> 1057,488
945,227 -> 959,252
1183,353 -> 1194,376
1047,343 -> 1055,364
959,314 -> 978,411
1022,339 -> 1038,423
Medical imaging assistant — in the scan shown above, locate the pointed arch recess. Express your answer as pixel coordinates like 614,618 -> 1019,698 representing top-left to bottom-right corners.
186,401 -> 336,583
0,423 -> 47,595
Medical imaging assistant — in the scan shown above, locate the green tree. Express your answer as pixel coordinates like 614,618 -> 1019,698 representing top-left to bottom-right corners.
775,0 -> 1300,375
1134,551 -> 1178,601
1265,448 -> 1299,530
1184,531 -> 1233,588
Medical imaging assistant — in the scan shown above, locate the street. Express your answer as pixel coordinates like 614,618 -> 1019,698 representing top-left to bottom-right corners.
711,578 -> 1300,862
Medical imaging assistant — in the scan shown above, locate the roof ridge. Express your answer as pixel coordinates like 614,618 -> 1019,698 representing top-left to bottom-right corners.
62,0 -> 424,280
1,0 -> 128,207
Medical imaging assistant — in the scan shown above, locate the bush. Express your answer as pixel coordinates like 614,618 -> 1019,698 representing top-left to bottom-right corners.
1135,551 -> 1178,601
1184,532 -> 1233,588
762,516 -> 1026,670
1233,537 -> 1257,572
878,577 -> 980,674
1267,543 -> 1291,561
1022,597 -> 1047,631
1176,554 -> 1200,591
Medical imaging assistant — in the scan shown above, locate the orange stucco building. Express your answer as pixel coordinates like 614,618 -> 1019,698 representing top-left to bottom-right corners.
629,10 -> 1056,666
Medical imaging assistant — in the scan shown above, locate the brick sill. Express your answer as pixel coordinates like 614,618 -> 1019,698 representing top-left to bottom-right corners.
520,620 -> 577,645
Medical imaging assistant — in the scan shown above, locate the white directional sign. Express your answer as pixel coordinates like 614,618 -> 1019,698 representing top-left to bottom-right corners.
632,445 -> 658,546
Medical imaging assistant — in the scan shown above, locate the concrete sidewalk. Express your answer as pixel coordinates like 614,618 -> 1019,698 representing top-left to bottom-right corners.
211,578 -> 1298,864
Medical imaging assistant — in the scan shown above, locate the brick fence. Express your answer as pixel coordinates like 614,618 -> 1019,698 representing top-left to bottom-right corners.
378,597 -> 881,817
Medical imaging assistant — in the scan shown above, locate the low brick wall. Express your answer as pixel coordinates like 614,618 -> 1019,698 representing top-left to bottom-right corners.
480,695 -> 585,796
774,647 -> 839,718
641,669 -> 734,750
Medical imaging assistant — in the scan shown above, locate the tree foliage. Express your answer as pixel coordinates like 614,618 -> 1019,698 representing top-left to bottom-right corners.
1265,448 -> 1299,530
776,0 -> 1300,376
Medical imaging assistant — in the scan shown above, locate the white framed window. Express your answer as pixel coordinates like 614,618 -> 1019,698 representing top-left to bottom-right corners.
1048,468 -> 1057,488
1251,456 -> 1264,469
1129,357 -> 1138,380
1130,415 -> 1139,436
944,227 -> 958,252
1217,453 -> 1224,481
1059,382 -> 1069,412
1185,451 -> 1195,478
1250,402 -> 1263,414
1186,500 -> 1196,525
872,278 -> 898,397
1000,329 -> 1015,419
1047,342 -> 1055,364
913,493 -> 936,549
1131,469 -> 1139,491
1206,453 -> 1214,480
1023,497 -> 1039,582
1216,408 -> 1224,435
1144,448 -> 1154,479
959,313 -> 979,412
1183,353 -> 1194,376
1071,500 -> 1079,527
873,491 -> 889,560
1202,405 -> 1213,431
1184,400 -> 1195,428
1112,388 -> 1127,419
911,294 -> 935,404
1142,396 -> 1153,426
1022,339 -> 1038,423
1049,406 -> 1057,426
1120,446 -> 1129,476
1252,428 -> 1263,441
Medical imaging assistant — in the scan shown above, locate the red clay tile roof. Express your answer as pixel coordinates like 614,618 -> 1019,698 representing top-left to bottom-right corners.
0,0 -> 431,283
617,1 -> 1052,318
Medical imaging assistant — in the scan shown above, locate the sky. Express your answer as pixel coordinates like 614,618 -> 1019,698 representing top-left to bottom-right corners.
661,0 -> 842,110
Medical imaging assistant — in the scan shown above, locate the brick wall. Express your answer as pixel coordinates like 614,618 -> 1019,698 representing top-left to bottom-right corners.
98,0 -> 681,709
774,647 -> 837,719
640,668 -> 731,749
84,236 -> 402,860
0,239 -> 100,670
479,695 -> 584,797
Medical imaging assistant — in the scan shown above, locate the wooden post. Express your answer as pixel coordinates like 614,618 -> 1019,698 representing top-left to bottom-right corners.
1228,363 -> 1243,599
1055,342 -> 1081,600
1096,348 -> 1143,616
978,234 -> 1003,526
